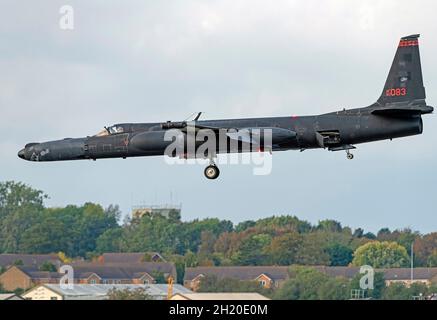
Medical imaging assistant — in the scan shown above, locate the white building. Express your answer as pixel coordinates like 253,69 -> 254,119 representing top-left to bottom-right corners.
132,204 -> 181,220
23,284 -> 192,300
171,293 -> 270,300
0,293 -> 24,300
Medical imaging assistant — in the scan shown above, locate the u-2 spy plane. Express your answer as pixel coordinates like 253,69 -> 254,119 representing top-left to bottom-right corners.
19,35 -> 433,179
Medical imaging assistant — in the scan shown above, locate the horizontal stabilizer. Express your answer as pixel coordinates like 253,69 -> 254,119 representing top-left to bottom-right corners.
372,105 -> 433,116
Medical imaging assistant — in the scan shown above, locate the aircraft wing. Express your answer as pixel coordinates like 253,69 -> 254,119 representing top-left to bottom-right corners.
183,122 -> 258,144
162,120 -> 296,146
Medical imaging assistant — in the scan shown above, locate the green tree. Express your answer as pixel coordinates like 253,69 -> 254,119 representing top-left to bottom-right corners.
264,232 -> 303,265
325,243 -> 353,266
235,220 -> 256,233
107,288 -> 155,300
95,228 -> 124,253
317,277 -> 350,300
352,241 -> 409,268
1,206 -> 41,253
254,216 -> 312,234
234,234 -> 271,265
295,233 -> 330,265
317,220 -> 343,233
20,215 -> 68,253
150,271 -> 167,284
353,228 -> 364,238
0,181 -> 46,219
427,250 -> 437,267
382,282 -> 411,300
350,271 -> 386,299
377,228 -> 392,239
382,282 -> 430,300
13,259 -> 23,266
0,181 -> 46,252
363,232 -> 377,239
274,267 -> 347,300
184,250 -> 198,267
39,261 -> 57,272
198,275 -> 271,296
414,233 -> 437,267
166,254 -> 185,284
408,282 -> 430,299
198,230 -> 217,263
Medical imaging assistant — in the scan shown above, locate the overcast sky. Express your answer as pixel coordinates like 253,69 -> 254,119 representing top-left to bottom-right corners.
1,1 -> 436,233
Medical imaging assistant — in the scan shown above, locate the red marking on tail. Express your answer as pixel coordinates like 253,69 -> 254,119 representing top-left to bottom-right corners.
399,40 -> 419,47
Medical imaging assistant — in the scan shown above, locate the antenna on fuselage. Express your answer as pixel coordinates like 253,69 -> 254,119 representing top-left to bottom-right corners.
194,112 -> 202,121
183,112 -> 202,122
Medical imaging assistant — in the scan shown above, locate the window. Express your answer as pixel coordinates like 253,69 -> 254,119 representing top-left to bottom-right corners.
259,280 -> 267,287
89,279 -> 97,284
94,125 -> 124,137
143,279 -> 150,285
108,126 -> 124,134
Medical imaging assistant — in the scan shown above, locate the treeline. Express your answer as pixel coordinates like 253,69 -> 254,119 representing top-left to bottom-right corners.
199,267 -> 437,300
1,181 -> 437,270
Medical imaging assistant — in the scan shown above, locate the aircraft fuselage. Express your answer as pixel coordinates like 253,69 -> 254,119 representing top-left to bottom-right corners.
18,107 -> 427,163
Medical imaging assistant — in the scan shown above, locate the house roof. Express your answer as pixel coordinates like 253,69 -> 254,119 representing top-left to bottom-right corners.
23,284 -> 191,300
101,252 -> 166,263
172,293 -> 270,300
2,263 -> 176,281
312,266 -> 361,279
185,266 -> 437,282
6,265 -> 62,280
319,266 -> 437,281
0,254 -> 60,268
0,293 -> 24,300
70,262 -> 176,280
185,266 -> 290,281
381,268 -> 437,280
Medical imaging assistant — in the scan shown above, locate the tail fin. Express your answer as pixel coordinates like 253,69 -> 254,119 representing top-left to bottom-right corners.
377,34 -> 426,106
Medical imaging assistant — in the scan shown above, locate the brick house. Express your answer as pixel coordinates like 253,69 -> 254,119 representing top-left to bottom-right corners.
0,266 -> 61,292
184,266 -> 437,291
382,268 -> 437,287
317,266 -> 437,287
0,262 -> 177,292
71,262 -> 176,284
184,266 -> 290,291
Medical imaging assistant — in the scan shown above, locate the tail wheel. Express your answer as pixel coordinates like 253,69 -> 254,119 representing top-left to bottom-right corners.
204,165 -> 220,180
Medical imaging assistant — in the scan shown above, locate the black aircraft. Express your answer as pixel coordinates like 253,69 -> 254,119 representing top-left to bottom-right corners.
18,35 -> 433,179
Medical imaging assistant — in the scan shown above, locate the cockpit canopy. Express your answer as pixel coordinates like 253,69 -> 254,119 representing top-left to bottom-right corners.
95,125 -> 125,137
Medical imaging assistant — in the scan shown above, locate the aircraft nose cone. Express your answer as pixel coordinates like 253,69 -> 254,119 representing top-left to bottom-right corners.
18,148 -> 26,159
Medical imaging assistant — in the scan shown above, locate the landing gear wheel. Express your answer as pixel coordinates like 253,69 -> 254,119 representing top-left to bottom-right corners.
346,152 -> 354,160
204,165 -> 220,180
